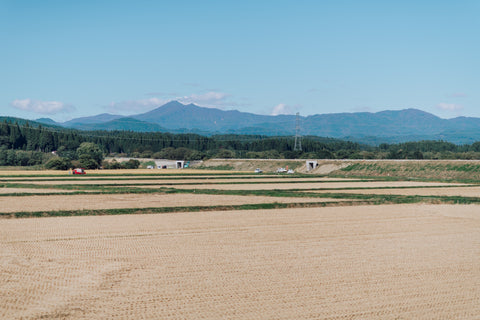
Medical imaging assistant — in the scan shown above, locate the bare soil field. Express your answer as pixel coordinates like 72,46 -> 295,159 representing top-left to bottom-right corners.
168,180 -> 465,190
0,170 -> 72,176
1,174 -> 280,180
0,187 -> 81,194
8,177 -> 361,185
0,193 -> 338,214
1,168 -> 479,318
306,186 -> 480,197
1,204 -> 479,319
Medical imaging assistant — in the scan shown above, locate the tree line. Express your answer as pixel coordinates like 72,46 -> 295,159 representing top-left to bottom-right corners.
2,120 -> 480,169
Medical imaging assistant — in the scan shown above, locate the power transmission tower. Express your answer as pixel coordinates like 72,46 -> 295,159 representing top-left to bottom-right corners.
294,112 -> 302,151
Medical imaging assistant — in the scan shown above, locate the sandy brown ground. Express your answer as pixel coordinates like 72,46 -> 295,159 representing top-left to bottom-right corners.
168,180 -> 463,190
6,177 -> 361,185
0,188 -> 83,194
0,193 -> 337,213
1,175 -> 275,181
1,204 -> 479,319
0,170 -> 72,176
305,186 -> 480,197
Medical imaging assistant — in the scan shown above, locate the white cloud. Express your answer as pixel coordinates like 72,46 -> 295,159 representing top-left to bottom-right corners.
436,103 -> 463,111
11,99 -> 75,114
106,97 -> 170,114
177,92 -> 232,108
270,103 -> 298,116
106,91 -> 233,114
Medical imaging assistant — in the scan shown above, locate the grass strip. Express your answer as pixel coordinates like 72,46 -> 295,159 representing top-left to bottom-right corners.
2,190 -> 479,219
4,192 -> 479,219
3,182 -> 480,207
1,201 -> 363,219
168,187 -> 480,205
2,182 -> 480,202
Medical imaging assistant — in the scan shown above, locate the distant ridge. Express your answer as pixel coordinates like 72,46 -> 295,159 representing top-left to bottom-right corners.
35,118 -> 60,126
72,117 -> 166,132
132,101 -> 284,131
63,113 -> 123,127
28,101 -> 480,144
1,116 -> 63,129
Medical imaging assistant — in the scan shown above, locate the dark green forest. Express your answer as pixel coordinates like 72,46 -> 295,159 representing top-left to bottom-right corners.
2,120 -> 480,169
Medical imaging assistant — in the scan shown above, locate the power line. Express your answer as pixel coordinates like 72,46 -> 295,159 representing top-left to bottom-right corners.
294,112 -> 302,151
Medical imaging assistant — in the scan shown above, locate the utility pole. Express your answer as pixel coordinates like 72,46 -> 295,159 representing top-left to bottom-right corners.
294,112 -> 302,151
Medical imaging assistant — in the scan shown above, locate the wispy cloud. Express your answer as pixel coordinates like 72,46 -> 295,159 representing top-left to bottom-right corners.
11,99 -> 75,114
106,91 -> 234,114
436,103 -> 463,112
177,92 -> 232,108
106,97 -> 169,114
270,103 -> 298,116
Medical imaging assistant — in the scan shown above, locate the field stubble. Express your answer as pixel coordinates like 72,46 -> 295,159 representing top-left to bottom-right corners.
1,168 -> 480,319
0,193 -> 337,213
1,205 -> 479,319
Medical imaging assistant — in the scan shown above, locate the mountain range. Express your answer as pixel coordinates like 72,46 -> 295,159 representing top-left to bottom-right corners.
30,101 -> 480,145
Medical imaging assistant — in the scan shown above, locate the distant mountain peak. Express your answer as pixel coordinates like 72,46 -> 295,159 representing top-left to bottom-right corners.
35,117 -> 59,125
162,100 -> 185,108
48,103 -> 480,145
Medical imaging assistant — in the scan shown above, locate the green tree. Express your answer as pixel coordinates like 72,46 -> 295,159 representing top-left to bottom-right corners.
123,159 -> 140,169
45,157 -> 72,170
215,149 -> 236,158
77,142 -> 104,169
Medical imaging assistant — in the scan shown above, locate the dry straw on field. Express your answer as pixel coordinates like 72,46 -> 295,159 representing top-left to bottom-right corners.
1,169 -> 480,319
0,193 -> 336,213
1,204 -> 479,319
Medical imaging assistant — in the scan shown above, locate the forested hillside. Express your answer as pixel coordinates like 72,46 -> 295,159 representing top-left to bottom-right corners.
1,119 -> 480,169
35,102 -> 480,144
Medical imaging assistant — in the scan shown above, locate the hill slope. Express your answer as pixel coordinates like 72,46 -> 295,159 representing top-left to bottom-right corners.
25,101 -> 480,144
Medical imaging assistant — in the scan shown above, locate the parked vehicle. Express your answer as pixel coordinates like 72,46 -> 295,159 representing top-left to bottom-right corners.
254,168 -> 263,173
287,169 -> 295,174
72,168 -> 86,175
276,167 -> 287,173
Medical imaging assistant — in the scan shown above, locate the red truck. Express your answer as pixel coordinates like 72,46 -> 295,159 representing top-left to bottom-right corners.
72,168 -> 86,175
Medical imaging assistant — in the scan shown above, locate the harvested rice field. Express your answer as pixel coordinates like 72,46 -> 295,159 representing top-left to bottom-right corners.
306,186 -> 480,197
1,169 -> 479,319
1,177 -> 360,185
0,193 -> 340,213
168,180 -> 464,190
0,187 -> 82,194
1,205 -> 479,319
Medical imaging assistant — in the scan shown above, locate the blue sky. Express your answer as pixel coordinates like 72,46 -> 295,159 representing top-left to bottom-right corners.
1,0 -> 478,121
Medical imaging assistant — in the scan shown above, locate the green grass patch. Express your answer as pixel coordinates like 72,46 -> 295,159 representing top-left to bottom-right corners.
2,201 -> 362,219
